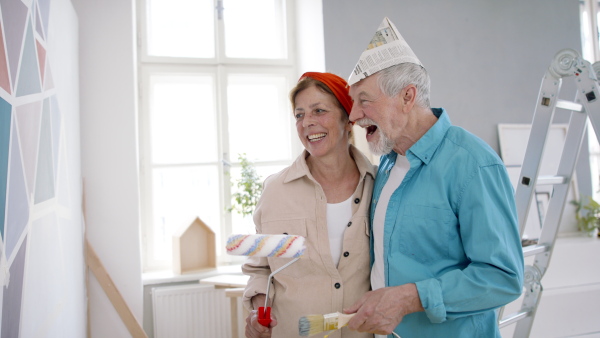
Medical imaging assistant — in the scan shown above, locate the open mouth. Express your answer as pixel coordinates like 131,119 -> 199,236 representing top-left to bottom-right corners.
308,133 -> 327,142
357,119 -> 378,136
366,125 -> 377,135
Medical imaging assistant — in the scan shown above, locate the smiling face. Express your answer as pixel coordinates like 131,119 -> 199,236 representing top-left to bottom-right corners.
294,85 -> 352,158
348,74 -> 401,155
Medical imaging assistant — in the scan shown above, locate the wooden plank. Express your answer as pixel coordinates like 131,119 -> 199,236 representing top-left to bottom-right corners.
85,239 -> 147,338
225,288 -> 249,338
200,274 -> 249,289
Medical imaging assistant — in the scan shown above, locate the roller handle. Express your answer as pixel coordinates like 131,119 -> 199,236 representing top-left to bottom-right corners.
258,306 -> 272,327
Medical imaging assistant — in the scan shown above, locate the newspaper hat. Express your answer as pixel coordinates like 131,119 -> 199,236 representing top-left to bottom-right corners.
348,17 -> 423,86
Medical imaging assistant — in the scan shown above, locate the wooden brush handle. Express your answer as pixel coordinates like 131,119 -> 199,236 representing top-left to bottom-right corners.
337,313 -> 356,328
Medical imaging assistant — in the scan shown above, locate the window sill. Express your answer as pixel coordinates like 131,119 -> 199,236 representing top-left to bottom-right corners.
142,264 -> 244,286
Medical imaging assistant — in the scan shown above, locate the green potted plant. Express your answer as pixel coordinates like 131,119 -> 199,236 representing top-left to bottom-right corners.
570,196 -> 600,237
228,153 -> 263,217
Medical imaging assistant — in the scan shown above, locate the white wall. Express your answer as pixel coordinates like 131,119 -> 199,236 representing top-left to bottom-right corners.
71,0 -> 144,336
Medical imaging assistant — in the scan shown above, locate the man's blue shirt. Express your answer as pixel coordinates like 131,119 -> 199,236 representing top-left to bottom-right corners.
371,108 -> 524,337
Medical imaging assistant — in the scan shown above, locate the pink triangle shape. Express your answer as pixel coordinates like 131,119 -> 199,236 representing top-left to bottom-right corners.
0,22 -> 11,94
35,39 -> 46,85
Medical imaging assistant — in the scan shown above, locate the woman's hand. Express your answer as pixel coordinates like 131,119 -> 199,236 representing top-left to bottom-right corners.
244,308 -> 278,338
245,294 -> 278,338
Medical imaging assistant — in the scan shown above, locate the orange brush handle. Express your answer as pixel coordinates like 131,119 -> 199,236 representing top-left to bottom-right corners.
258,306 -> 271,327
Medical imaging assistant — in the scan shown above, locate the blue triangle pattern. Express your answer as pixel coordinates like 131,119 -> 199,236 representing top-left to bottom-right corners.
37,0 -> 50,40
35,2 -> 45,40
5,119 -> 30,259
33,99 -> 54,204
15,17 -> 41,97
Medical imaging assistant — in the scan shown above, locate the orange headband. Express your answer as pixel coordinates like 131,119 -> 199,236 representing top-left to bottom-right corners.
299,72 -> 353,116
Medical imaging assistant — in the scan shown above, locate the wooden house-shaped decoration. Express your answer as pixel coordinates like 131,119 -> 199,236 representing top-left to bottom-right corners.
172,217 -> 216,274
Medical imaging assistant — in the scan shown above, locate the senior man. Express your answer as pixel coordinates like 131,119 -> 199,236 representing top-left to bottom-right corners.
344,17 -> 524,338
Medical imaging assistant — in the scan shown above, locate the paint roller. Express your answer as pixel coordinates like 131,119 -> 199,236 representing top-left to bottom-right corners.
226,234 -> 307,326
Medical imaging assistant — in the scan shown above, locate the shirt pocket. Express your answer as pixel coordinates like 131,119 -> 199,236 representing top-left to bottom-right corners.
395,204 -> 456,264
261,219 -> 314,278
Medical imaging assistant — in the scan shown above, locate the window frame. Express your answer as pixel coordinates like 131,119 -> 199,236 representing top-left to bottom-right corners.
136,0 -> 301,272
137,0 -> 296,67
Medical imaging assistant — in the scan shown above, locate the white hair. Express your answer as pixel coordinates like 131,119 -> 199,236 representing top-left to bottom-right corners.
377,63 -> 431,108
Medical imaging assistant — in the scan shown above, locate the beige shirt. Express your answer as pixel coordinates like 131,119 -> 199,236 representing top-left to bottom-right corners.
242,145 -> 375,338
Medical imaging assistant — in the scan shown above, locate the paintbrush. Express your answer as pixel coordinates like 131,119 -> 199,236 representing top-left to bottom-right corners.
298,312 -> 355,336
298,312 -> 401,337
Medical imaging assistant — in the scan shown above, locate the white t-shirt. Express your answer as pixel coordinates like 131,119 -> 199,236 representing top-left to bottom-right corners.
327,196 -> 353,267
372,155 -> 410,338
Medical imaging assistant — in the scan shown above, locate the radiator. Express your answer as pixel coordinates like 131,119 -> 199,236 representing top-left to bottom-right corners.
152,284 -> 231,338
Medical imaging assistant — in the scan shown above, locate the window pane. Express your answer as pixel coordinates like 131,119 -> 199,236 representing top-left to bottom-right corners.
147,0 -> 214,58
152,166 -> 220,261
223,0 -> 287,59
150,74 -> 218,164
227,74 -> 291,161
229,164 -> 287,235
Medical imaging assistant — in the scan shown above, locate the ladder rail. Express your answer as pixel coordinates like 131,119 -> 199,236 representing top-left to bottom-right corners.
513,73 -> 562,237
513,99 -> 588,338
535,108 -> 587,273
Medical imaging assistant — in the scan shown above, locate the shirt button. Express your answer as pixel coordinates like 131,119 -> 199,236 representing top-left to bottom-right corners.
347,222 -> 352,227
334,283 -> 341,289
354,198 -> 360,204
343,252 -> 349,257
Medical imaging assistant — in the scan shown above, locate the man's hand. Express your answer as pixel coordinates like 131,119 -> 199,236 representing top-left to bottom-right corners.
344,283 -> 424,335
245,294 -> 278,338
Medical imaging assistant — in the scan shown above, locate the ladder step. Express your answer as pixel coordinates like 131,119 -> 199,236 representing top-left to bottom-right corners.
522,243 -> 549,257
556,99 -> 583,112
536,175 -> 567,185
499,311 -> 531,328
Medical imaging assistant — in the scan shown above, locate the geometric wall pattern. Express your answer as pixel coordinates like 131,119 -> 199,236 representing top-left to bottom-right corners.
0,0 -> 83,336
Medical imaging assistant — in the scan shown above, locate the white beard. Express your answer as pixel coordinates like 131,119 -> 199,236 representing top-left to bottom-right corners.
369,129 -> 395,155
356,118 -> 395,156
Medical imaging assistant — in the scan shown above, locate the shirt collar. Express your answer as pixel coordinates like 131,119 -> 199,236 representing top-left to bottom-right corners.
283,144 -> 376,184
407,108 -> 450,165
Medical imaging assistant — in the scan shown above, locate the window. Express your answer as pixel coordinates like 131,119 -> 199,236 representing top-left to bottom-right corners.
137,0 -> 302,271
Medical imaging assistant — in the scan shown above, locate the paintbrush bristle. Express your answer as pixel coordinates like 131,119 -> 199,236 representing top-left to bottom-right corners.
299,314 -> 325,336
299,312 -> 351,336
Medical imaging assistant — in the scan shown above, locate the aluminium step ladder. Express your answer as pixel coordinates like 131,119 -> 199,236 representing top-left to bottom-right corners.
497,48 -> 600,337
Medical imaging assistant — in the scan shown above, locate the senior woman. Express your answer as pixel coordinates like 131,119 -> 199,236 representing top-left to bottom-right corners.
242,72 -> 375,338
